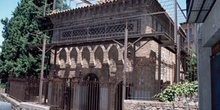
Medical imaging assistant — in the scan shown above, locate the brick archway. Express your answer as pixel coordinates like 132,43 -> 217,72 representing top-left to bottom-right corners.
84,73 -> 99,81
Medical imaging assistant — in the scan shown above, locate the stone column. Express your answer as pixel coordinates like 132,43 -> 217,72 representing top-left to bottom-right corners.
99,87 -> 109,110
72,81 -> 88,110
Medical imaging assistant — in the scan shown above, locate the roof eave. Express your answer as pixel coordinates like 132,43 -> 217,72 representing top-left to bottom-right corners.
187,0 -> 216,23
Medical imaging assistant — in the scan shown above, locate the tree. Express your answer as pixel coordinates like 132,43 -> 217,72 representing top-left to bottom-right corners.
0,0 -> 52,77
186,50 -> 197,82
155,50 -> 198,102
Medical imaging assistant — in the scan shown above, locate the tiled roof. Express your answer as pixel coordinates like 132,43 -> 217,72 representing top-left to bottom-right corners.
46,0 -> 165,17
46,0 -> 117,16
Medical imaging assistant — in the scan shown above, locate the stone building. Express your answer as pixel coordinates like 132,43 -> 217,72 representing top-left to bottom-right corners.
44,0 -> 186,109
180,22 -> 197,54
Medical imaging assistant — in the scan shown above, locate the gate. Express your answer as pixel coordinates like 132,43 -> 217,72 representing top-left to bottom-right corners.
47,76 -> 124,110
71,80 -> 100,110
47,78 -> 71,110
211,53 -> 220,110
71,73 -> 100,110
48,74 -> 101,110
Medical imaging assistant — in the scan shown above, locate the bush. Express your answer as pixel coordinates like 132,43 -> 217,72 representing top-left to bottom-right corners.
155,81 -> 198,102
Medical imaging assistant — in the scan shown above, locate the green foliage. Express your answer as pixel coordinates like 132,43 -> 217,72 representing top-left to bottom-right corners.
155,50 -> 198,102
186,50 -> 197,81
155,81 -> 198,102
0,0 -> 52,77
0,83 -> 6,89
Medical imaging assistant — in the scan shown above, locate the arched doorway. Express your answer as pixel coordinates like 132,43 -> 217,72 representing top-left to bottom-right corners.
84,73 -> 100,110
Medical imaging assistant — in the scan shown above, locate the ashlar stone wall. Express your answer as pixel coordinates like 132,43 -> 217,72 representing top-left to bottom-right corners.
125,98 -> 198,110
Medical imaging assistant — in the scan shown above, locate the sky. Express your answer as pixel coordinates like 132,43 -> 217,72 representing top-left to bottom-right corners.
0,0 -> 20,47
158,0 -> 187,23
0,0 -> 186,47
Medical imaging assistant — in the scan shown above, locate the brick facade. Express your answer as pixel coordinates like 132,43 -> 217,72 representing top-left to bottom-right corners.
46,0 -> 184,109
49,40 -> 175,99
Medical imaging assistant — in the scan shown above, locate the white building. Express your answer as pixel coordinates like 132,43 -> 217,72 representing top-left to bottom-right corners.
180,22 -> 197,54
187,0 -> 220,110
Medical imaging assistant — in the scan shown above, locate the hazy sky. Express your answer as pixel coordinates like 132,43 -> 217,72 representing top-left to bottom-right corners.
0,0 -> 20,47
0,0 -> 186,47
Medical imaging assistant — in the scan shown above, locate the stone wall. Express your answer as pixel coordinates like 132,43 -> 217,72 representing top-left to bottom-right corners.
0,93 -> 20,110
125,99 -> 198,110
20,102 -> 50,110
0,93 -> 51,110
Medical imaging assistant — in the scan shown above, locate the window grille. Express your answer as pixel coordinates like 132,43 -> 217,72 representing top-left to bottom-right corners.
53,18 -> 141,43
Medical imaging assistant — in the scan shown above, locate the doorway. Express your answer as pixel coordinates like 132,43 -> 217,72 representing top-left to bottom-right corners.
211,53 -> 220,110
84,73 -> 100,110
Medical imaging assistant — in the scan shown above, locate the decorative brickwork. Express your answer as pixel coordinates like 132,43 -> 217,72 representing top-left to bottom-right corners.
50,40 -> 175,101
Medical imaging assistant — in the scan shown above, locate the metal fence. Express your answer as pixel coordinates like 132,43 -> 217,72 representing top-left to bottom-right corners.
44,76 -> 161,110
7,77 -> 163,110
8,77 -> 39,102
47,78 -> 124,110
